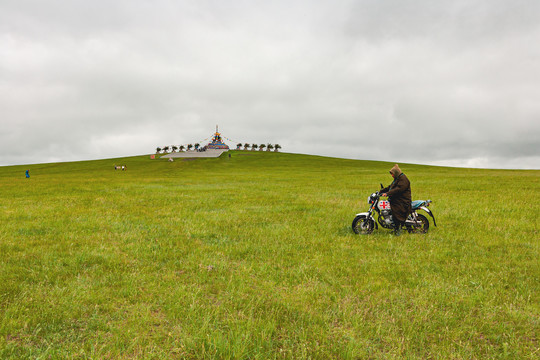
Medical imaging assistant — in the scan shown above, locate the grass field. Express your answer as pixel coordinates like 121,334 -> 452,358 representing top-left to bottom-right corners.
0,151 -> 538,359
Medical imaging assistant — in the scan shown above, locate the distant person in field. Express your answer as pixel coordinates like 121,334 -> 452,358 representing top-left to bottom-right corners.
380,164 -> 411,235
25,169 -> 30,178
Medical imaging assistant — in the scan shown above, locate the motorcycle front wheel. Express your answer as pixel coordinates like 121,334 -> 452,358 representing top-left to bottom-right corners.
352,215 -> 375,235
406,214 -> 429,234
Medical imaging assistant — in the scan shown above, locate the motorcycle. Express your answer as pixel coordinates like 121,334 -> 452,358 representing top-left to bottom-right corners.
352,185 -> 437,234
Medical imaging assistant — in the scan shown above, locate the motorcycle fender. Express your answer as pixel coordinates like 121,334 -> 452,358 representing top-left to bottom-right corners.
354,212 -> 378,229
420,206 -> 437,226
355,212 -> 371,218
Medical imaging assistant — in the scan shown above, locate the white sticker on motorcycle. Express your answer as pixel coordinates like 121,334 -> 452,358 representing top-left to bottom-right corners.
379,200 -> 391,210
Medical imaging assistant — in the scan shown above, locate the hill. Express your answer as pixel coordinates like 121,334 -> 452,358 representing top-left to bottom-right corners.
0,151 -> 538,358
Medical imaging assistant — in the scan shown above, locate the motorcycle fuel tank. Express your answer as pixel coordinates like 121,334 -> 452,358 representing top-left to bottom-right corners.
377,200 -> 391,211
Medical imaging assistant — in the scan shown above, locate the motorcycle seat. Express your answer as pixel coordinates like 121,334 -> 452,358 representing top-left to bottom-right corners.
411,200 -> 426,210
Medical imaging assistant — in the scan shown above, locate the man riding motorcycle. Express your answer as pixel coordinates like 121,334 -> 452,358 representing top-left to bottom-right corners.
380,164 -> 411,235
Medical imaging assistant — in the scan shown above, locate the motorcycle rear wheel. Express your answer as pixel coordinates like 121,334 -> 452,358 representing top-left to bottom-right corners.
406,214 -> 429,234
352,215 -> 375,235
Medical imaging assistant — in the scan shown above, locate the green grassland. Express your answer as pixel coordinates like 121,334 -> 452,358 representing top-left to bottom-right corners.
0,151 -> 538,359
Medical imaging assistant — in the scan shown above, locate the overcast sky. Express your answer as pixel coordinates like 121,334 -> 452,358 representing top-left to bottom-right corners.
1,0 -> 539,169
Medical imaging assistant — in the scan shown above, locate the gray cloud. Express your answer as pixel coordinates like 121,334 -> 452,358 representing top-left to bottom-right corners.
1,0 -> 539,168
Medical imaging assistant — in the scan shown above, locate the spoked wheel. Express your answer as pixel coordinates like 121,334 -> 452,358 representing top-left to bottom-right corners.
352,215 -> 375,235
406,214 -> 429,234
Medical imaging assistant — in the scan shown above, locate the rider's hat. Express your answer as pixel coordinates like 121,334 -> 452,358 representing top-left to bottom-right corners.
390,164 -> 402,177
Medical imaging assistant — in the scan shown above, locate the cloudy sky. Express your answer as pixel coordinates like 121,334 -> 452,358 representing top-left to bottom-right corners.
1,0 -> 539,169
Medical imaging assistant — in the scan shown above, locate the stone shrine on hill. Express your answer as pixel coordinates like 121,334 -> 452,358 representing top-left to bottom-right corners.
206,126 -> 230,150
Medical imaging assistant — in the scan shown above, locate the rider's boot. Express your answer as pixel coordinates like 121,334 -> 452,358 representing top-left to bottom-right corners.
393,223 -> 402,236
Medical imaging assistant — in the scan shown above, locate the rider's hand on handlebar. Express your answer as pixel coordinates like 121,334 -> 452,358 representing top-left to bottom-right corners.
381,193 -> 387,197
